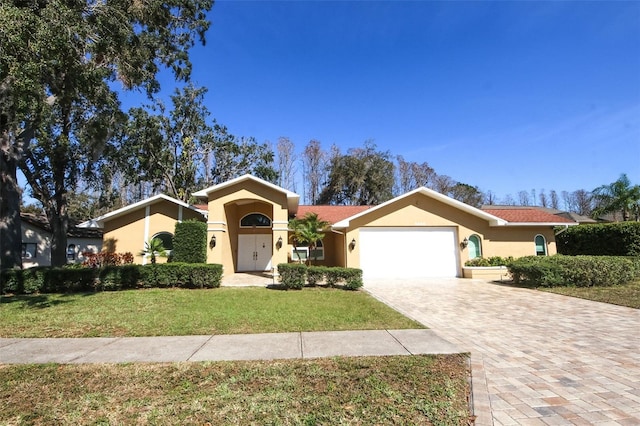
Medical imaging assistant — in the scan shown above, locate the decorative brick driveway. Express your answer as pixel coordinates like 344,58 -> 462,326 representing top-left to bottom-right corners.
366,279 -> 640,425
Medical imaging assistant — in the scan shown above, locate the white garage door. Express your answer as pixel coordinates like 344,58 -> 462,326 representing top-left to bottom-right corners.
359,227 -> 459,279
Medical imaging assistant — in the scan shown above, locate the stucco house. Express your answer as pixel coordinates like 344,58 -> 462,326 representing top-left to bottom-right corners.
20,213 -> 103,268
81,174 -> 577,280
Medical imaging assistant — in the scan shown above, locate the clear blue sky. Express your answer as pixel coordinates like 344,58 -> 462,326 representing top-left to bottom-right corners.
172,0 -> 639,200
23,1 -> 640,204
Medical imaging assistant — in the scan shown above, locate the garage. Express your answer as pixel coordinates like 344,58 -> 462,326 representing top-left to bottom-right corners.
359,227 -> 459,279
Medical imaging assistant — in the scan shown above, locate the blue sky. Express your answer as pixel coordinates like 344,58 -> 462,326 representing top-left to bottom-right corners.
168,0 -> 639,201
23,1 -> 640,205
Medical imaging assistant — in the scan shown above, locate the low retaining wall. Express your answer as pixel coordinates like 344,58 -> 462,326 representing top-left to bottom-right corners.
462,266 -> 509,281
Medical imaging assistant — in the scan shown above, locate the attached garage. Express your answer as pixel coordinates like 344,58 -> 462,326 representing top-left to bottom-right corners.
359,227 -> 460,279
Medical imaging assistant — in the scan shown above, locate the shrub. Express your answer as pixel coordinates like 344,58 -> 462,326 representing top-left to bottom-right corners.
307,266 -> 328,286
556,222 -> 640,256
172,220 -> 207,263
464,256 -> 514,267
1,263 -> 222,294
508,255 -> 640,287
82,251 -> 134,268
277,263 -> 307,289
277,264 -> 363,290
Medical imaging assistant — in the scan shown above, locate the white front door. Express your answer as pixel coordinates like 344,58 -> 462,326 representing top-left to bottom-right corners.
238,234 -> 272,272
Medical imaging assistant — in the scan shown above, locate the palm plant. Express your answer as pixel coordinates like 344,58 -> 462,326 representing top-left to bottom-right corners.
592,174 -> 640,221
288,213 -> 330,265
139,238 -> 167,264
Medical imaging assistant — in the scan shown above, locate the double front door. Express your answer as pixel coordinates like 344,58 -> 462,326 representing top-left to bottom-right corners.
237,234 -> 272,272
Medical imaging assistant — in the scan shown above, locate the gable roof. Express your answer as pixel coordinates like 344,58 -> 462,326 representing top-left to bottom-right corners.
295,205 -> 372,225
77,194 -> 207,229
192,174 -> 300,212
21,213 -> 103,239
332,187 -> 510,229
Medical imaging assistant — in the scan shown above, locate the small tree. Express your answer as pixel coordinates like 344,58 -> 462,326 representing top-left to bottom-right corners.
289,213 -> 330,265
139,238 -> 167,264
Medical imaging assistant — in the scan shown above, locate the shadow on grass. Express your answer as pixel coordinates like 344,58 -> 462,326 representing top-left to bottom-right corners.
0,292 -> 97,308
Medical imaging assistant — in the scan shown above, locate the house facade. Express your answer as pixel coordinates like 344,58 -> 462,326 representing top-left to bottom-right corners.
20,213 -> 103,268
82,175 -> 577,279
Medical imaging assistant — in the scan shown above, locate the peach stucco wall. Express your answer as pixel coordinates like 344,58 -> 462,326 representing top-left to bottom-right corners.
204,180 -> 290,275
102,201 -> 204,264
341,193 -> 557,273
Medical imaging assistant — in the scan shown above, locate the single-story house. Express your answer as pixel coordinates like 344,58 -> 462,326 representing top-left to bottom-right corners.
81,174 -> 578,280
20,213 -> 103,268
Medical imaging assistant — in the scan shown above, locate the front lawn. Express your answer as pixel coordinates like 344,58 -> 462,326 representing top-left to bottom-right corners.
0,287 -> 424,338
540,280 -> 640,309
0,355 -> 472,425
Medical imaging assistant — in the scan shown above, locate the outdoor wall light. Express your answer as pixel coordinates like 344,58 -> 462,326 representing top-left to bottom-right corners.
349,238 -> 356,250
209,235 -> 216,249
460,237 -> 468,249
276,236 -> 283,249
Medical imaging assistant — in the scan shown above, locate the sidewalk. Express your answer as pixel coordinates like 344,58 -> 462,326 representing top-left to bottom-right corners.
0,329 -> 461,364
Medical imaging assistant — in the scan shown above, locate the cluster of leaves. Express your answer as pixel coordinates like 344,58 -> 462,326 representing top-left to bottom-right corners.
82,251 -> 134,268
556,222 -> 640,256
464,256 -> 514,267
277,264 -> 363,290
507,255 -> 640,287
0,263 -> 223,294
172,220 -> 207,263
288,212 -> 329,265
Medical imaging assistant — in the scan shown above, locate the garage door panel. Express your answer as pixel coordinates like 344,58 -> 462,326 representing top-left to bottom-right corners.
360,227 -> 458,279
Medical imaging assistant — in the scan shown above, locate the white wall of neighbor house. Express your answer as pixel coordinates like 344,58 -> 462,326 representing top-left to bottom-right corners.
20,221 -> 102,268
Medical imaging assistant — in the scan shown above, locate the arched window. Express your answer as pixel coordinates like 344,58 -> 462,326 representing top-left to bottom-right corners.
535,235 -> 547,256
152,232 -> 173,251
67,244 -> 76,261
468,235 -> 482,260
240,213 -> 272,228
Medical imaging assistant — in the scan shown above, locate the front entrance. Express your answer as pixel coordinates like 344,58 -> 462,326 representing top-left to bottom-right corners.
237,234 -> 272,272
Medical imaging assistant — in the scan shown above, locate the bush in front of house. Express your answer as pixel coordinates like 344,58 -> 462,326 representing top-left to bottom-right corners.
0,263 -> 222,294
172,220 -> 207,263
464,256 -> 514,267
556,222 -> 640,256
507,255 -> 640,287
277,263 -> 307,289
277,264 -> 363,290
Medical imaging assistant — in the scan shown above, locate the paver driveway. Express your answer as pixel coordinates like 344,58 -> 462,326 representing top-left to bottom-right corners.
366,278 -> 640,426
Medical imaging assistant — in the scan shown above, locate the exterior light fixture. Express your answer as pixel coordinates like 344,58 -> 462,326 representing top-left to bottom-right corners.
460,237 -> 468,249
349,238 -> 356,250
209,235 -> 216,249
276,236 -> 283,249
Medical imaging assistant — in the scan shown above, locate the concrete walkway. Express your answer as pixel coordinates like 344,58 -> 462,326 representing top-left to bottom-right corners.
366,278 -> 640,426
0,329 -> 460,364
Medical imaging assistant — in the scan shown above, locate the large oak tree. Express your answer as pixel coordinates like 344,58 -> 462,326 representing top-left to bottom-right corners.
0,0 -> 212,268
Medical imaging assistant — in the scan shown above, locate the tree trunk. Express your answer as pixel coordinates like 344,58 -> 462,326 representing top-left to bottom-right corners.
0,129 -> 23,270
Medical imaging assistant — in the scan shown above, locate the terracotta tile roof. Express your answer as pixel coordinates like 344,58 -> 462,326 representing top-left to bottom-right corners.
482,208 -> 576,224
295,205 -> 372,224
192,204 -> 208,211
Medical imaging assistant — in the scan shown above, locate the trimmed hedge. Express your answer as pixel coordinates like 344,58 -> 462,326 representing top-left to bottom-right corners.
556,222 -> 640,256
464,256 -> 514,267
277,264 -> 363,290
0,263 -> 223,294
507,255 -> 640,287
172,220 -> 207,263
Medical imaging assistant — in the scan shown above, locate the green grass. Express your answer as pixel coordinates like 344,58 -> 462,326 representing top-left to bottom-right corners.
539,280 -> 640,309
0,287 -> 424,337
0,355 -> 472,425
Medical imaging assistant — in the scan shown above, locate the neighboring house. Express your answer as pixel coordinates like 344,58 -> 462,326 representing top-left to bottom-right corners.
82,175 -> 578,280
20,213 -> 103,268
